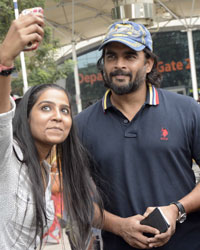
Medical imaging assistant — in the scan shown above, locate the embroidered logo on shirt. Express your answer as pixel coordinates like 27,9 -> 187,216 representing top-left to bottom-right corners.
160,128 -> 168,141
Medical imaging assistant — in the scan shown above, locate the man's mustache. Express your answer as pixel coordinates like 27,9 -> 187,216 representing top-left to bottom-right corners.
110,69 -> 132,78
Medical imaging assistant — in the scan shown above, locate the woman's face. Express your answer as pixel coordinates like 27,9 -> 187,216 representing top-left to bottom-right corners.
29,88 -> 72,153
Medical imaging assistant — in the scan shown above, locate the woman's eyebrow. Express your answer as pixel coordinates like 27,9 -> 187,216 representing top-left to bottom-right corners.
37,100 -> 70,108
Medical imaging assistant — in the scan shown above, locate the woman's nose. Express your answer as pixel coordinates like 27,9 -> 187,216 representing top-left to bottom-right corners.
53,108 -> 62,121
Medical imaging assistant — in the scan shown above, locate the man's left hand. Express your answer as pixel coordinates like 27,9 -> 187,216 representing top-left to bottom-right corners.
143,205 -> 178,248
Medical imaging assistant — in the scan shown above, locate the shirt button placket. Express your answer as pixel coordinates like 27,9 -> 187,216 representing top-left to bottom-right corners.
123,119 -> 129,125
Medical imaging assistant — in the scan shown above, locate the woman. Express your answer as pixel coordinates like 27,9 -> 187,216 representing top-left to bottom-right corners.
0,11 -> 102,250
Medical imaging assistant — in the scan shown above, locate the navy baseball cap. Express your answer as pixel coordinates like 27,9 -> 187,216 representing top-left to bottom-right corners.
99,20 -> 152,51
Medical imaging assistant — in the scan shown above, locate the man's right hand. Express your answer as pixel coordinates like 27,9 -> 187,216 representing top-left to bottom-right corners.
102,210 -> 160,249
118,215 -> 160,249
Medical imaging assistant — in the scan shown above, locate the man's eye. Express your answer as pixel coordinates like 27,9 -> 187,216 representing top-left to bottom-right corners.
126,54 -> 136,59
41,106 -> 51,111
106,54 -> 115,60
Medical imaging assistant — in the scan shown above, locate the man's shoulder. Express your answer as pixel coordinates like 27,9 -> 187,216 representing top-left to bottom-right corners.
75,99 -> 102,123
158,88 -> 196,105
157,88 -> 200,119
74,100 -> 103,138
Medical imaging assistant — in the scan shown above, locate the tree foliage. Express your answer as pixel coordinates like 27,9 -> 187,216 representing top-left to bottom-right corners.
0,0 -> 73,95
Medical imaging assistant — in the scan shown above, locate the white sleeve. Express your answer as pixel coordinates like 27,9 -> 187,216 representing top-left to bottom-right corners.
0,97 -> 16,170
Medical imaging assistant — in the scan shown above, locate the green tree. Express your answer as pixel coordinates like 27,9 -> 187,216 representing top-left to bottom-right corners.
0,0 -> 73,95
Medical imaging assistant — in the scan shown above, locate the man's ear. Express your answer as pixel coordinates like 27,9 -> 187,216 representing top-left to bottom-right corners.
146,57 -> 154,73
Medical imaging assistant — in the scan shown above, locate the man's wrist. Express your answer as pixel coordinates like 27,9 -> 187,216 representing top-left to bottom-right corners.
170,201 -> 187,223
170,203 -> 179,219
103,211 -> 124,236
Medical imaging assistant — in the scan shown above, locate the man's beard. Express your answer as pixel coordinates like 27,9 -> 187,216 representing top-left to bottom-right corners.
103,68 -> 146,95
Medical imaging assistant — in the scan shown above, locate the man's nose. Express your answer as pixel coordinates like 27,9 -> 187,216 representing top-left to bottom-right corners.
115,57 -> 126,69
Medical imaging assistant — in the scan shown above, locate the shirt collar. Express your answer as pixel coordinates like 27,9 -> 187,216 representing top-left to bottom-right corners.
102,84 -> 159,112
102,89 -> 112,111
146,84 -> 159,106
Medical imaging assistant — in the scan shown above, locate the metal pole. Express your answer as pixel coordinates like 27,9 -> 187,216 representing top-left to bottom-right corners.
72,41 -> 82,112
157,0 -> 198,100
71,0 -> 82,113
13,0 -> 29,94
187,29 -> 198,100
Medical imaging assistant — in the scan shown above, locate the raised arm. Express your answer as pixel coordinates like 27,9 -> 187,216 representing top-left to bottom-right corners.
0,11 -> 44,113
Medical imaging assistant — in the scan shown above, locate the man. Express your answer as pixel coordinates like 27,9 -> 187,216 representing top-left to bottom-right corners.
75,20 -> 200,250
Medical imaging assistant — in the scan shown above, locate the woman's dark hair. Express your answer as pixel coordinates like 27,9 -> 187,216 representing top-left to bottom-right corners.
13,83 -> 102,249
97,46 -> 162,88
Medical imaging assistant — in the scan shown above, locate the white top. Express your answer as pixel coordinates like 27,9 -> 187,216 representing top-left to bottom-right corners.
0,98 -> 54,250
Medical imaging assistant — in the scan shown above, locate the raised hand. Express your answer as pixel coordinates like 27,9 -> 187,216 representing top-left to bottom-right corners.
0,11 -> 44,67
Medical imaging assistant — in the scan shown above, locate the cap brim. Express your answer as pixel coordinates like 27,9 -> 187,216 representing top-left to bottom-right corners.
98,37 -> 145,51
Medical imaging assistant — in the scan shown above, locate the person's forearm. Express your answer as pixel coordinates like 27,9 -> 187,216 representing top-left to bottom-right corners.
93,203 -> 123,236
102,210 -> 124,236
179,182 -> 200,214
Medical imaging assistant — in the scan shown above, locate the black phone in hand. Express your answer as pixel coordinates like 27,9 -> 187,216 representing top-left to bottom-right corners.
140,207 -> 170,237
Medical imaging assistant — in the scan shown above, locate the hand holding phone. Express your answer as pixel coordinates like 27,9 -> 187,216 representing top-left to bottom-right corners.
21,7 -> 44,51
140,207 -> 170,237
